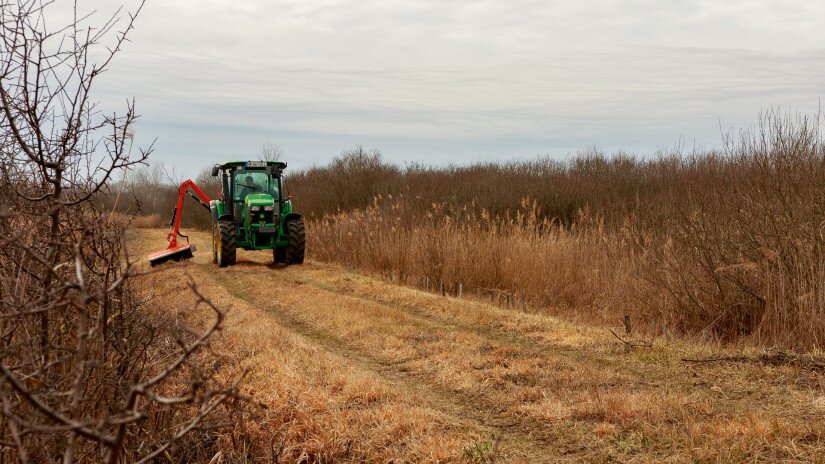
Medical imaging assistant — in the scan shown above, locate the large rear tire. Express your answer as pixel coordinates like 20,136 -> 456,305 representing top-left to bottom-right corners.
285,219 -> 305,265
217,220 -> 237,267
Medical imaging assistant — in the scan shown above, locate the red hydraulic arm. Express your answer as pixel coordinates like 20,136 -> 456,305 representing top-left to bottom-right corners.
165,179 -> 212,249
147,179 -> 213,266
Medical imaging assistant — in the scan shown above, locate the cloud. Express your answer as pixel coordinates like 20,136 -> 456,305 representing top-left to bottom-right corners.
55,0 -> 825,174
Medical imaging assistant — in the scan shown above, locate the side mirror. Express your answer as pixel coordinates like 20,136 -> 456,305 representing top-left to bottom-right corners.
267,166 -> 282,178
211,165 -> 219,177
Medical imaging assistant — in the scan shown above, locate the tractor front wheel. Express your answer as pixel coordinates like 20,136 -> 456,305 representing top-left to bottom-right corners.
285,218 -> 305,265
217,220 -> 237,267
273,246 -> 286,264
211,223 -> 219,264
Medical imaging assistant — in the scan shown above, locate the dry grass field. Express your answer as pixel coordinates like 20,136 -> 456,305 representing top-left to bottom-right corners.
7,1 -> 824,460
119,112 -> 825,351
131,227 -> 825,462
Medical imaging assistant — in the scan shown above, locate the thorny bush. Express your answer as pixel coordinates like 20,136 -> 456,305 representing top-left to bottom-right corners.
0,2 -> 247,462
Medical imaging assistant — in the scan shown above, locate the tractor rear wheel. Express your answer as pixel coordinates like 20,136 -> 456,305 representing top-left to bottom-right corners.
285,218 -> 305,265
217,220 -> 237,267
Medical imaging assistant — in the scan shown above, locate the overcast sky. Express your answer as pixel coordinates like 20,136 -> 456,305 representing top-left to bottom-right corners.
65,0 -> 825,176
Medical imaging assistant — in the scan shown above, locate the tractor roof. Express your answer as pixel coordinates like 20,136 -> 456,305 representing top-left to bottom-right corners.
216,160 -> 287,170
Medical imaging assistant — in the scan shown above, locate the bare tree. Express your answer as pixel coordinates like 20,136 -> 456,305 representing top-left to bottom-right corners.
260,139 -> 283,161
0,1 -> 244,462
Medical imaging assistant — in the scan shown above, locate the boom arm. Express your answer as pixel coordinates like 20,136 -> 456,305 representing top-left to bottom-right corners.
165,179 -> 212,249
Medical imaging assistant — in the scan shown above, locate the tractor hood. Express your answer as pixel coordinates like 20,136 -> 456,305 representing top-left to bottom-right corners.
245,193 -> 275,206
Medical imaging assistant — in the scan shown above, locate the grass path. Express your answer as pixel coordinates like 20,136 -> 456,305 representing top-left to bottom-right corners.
212,270 -> 557,461
131,228 -> 825,463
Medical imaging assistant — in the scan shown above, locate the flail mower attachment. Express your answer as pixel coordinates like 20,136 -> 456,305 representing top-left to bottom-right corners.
148,242 -> 196,267
147,179 -> 211,267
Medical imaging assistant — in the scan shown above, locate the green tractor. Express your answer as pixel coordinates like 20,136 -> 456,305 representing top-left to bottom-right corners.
147,160 -> 305,267
209,160 -> 305,267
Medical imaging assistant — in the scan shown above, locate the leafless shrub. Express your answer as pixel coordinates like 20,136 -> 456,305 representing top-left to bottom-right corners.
260,140 -> 283,161
118,163 -> 170,216
0,1 -> 245,461
290,146 -> 401,215
642,110 -> 825,347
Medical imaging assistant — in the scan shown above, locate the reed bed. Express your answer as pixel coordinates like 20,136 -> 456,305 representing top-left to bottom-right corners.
304,111 -> 825,350
309,197 -> 641,326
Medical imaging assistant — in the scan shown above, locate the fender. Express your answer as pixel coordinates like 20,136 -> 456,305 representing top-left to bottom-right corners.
284,213 -> 302,223
210,199 -> 235,223
281,213 -> 302,237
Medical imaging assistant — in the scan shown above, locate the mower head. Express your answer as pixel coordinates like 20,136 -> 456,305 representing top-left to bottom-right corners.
148,243 -> 196,267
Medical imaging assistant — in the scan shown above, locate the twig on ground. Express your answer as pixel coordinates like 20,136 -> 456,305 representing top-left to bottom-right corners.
609,329 -> 653,350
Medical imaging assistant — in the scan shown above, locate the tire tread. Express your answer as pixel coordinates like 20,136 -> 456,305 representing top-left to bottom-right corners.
218,220 -> 237,267
285,219 -> 305,265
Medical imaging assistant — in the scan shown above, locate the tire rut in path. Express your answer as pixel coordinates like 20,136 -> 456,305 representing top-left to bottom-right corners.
293,273 -> 615,370
210,271 -> 565,462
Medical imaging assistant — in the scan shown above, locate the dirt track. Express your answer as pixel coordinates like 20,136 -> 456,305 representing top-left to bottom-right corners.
131,228 -> 825,463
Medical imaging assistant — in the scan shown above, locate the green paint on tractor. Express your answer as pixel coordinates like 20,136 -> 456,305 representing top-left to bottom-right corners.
209,160 -> 305,267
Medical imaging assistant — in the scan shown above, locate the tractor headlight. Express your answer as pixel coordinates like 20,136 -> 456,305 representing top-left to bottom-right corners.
250,206 -> 261,212
263,205 -> 274,211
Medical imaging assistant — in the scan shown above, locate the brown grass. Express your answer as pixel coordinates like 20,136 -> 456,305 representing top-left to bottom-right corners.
131,230 -> 476,462
130,227 -> 825,462
129,213 -> 164,228
301,111 -> 825,350
309,197 -> 637,326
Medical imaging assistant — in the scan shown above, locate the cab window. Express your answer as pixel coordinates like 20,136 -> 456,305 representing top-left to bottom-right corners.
232,169 -> 278,201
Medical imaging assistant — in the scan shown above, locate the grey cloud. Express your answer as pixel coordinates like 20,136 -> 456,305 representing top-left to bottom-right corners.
56,0 -> 825,175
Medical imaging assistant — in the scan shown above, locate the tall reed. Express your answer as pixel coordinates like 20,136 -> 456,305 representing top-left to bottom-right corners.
305,110 -> 825,350
310,196 -> 644,325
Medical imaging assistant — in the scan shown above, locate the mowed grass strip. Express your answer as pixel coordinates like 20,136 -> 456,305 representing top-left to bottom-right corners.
132,228 -> 825,463
130,229 -> 485,463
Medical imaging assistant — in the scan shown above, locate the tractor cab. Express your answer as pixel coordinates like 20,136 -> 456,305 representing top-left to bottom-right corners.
213,161 -> 284,225
213,160 -> 283,204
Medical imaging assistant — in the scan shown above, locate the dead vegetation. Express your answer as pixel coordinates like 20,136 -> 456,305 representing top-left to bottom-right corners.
296,111 -> 825,350
0,2 -> 244,461
117,110 -> 825,350
129,230 -> 477,462
4,0 -> 822,462
130,228 -> 825,462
